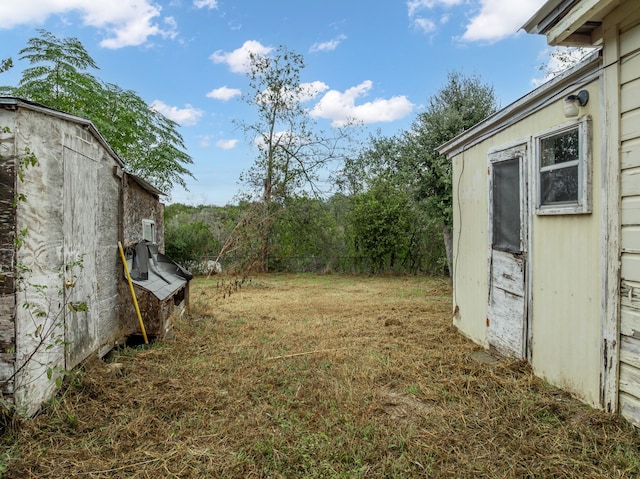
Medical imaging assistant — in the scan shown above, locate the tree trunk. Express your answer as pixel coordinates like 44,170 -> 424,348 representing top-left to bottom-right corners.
443,225 -> 453,281
261,177 -> 272,272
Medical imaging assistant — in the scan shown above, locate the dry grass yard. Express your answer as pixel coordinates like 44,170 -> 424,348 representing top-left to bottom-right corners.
2,273 -> 640,478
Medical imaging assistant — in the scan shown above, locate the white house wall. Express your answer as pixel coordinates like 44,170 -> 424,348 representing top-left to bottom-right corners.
606,3 -> 640,425
452,142 -> 490,347
452,78 -> 603,407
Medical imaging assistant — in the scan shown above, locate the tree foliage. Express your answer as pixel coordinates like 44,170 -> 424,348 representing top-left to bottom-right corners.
0,30 -> 193,194
236,45 -> 351,270
404,71 -> 498,229
343,134 -> 446,274
540,46 -> 595,81
0,57 -> 13,74
165,219 -> 216,266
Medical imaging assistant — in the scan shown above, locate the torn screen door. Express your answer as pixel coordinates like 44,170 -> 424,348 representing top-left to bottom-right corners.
489,149 -> 527,358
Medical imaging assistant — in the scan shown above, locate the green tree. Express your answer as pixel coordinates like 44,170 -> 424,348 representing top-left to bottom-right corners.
237,45 -> 350,271
404,71 -> 498,274
341,134 -> 446,274
350,181 -> 413,273
270,194 -> 343,271
0,58 -> 13,74
96,82 -> 193,193
164,220 -> 216,266
1,30 -> 193,194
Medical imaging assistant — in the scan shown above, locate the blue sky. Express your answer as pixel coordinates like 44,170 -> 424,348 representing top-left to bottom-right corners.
0,0 -> 553,206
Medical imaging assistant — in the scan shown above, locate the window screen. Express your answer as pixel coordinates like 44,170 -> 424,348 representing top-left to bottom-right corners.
492,158 -> 521,253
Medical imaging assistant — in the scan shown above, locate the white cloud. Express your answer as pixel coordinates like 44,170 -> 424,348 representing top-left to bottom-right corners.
531,46 -> 595,87
253,81 -> 329,110
199,135 -> 212,148
299,81 -> 330,102
407,0 -> 463,17
0,1 -> 178,49
460,0 -> 545,42
407,0 -> 546,43
216,139 -> 238,150
150,100 -> 203,126
253,130 -> 295,149
414,18 -> 437,34
407,0 -> 462,35
310,80 -> 414,127
210,40 -> 273,73
194,0 -> 218,9
207,86 -> 242,101
309,34 -> 347,53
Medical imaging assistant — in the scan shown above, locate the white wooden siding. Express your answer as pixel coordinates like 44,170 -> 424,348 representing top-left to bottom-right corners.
618,19 -> 640,425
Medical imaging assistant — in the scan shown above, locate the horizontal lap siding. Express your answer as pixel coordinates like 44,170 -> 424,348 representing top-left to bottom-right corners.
618,21 -> 640,426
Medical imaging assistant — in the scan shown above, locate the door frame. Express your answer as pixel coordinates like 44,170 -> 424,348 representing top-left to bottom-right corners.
487,139 -> 531,359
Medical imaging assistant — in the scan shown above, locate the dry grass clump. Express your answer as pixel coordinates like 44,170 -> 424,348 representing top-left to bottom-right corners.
2,273 -> 640,478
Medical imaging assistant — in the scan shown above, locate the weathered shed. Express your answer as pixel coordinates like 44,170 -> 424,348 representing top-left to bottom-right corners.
439,0 -> 640,427
0,97 -> 189,415
118,173 -> 190,340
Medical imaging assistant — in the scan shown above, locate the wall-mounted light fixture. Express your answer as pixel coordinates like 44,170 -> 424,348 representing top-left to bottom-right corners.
564,89 -> 589,118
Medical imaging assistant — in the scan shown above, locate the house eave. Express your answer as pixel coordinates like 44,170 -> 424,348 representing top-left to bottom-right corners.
437,50 -> 601,159
523,0 -> 620,46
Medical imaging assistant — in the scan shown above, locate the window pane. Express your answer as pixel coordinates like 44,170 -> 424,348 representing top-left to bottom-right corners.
143,221 -> 155,242
540,165 -> 578,204
493,159 -> 520,253
540,128 -> 579,167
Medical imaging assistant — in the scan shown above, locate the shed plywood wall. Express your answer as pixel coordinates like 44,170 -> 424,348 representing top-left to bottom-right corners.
616,17 -> 640,426
10,108 -> 122,414
13,108 -> 67,412
63,133 -> 122,352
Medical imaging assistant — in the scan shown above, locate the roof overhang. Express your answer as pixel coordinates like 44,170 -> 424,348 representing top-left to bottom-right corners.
0,96 -> 126,169
127,173 -> 166,197
0,96 -> 167,196
523,0 -> 621,46
438,50 -> 601,159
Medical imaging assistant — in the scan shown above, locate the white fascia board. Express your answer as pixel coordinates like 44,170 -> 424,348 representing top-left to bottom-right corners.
545,0 -> 620,45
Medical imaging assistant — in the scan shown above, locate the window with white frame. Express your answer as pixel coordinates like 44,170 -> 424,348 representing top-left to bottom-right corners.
535,116 -> 591,215
142,219 -> 156,243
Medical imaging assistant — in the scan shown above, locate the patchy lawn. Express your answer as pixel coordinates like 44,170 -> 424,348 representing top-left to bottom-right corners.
2,273 -> 640,478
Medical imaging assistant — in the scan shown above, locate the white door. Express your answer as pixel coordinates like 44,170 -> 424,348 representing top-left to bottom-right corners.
63,148 -> 99,369
488,145 -> 528,358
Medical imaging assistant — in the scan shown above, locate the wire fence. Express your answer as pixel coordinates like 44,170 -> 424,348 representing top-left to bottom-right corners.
188,254 -> 447,276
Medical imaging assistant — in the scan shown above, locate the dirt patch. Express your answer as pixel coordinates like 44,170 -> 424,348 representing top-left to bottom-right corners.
2,273 -> 639,478
376,388 -> 435,421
